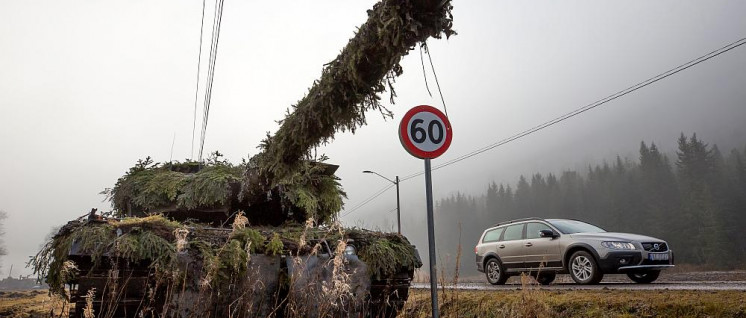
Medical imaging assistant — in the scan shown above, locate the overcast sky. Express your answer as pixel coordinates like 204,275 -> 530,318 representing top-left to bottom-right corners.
1,0 -> 745,276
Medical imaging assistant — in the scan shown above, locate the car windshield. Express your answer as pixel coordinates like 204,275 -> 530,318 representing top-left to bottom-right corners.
547,219 -> 606,234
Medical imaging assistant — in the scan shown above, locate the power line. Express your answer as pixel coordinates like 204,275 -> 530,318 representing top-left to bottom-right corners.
399,36 -> 746,181
342,184 -> 394,217
424,42 -> 449,117
190,0 -> 207,160
198,0 -> 225,162
198,0 -> 224,161
340,184 -> 395,218
419,44 -> 433,97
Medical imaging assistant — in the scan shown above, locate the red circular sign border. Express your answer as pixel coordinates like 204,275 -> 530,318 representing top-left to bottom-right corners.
399,105 -> 452,159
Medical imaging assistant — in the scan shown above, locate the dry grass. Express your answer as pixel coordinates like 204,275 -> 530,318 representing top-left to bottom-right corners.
401,289 -> 746,317
82,288 -> 95,318
4,285 -> 746,318
0,290 -> 67,318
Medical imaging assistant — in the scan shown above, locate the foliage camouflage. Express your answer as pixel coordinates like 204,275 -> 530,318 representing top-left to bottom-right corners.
32,215 -> 180,296
256,0 -> 455,184
241,153 -> 346,225
106,156 -> 243,215
106,153 -> 345,225
346,228 -> 422,279
32,215 -> 421,298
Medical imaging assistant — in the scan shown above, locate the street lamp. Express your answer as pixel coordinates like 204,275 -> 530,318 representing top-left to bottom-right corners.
362,170 -> 401,234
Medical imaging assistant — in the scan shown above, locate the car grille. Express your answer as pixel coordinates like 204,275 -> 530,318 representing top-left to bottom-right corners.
642,242 -> 668,252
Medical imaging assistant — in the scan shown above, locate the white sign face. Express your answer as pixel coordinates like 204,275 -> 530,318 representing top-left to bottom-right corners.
406,111 -> 446,153
399,105 -> 452,159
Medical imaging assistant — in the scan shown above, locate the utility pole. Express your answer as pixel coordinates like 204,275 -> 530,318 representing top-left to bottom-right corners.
395,176 -> 401,235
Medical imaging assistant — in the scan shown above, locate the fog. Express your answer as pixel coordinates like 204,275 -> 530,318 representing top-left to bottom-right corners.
1,0 -> 745,276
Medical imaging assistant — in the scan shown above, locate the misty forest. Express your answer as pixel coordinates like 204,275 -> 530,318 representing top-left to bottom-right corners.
435,133 -> 746,276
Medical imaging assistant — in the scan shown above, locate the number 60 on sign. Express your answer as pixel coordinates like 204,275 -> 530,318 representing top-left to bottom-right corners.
399,105 -> 452,159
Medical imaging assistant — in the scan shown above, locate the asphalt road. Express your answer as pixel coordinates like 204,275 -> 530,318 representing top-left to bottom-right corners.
412,281 -> 746,290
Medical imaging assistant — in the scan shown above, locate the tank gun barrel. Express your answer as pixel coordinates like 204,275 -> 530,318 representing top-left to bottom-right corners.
258,0 -> 454,181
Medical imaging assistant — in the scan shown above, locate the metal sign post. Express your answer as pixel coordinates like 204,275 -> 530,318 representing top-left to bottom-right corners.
399,105 -> 452,318
424,158 -> 438,318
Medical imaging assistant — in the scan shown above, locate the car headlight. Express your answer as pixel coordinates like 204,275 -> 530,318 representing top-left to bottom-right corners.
601,241 -> 636,250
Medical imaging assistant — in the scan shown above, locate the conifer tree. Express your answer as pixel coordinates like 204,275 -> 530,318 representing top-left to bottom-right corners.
514,176 -> 532,219
676,133 -> 731,265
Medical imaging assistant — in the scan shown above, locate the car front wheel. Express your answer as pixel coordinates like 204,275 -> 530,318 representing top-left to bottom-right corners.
627,270 -> 660,284
485,258 -> 508,285
569,251 -> 603,284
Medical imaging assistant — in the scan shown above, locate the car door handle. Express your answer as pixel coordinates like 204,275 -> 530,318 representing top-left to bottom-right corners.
498,244 -> 505,249
524,242 -> 533,247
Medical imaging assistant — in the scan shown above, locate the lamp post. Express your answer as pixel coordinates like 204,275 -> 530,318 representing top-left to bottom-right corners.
362,170 -> 401,234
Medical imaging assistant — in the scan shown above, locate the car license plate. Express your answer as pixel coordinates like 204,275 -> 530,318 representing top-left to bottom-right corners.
649,253 -> 669,261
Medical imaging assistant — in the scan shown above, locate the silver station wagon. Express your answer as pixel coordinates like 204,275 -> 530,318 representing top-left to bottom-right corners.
475,218 -> 674,285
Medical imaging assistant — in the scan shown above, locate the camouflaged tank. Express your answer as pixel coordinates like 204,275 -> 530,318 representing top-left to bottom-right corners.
34,158 -> 421,318
32,0 -> 454,316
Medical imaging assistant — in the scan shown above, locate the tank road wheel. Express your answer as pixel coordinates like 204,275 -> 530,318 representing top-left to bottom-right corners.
485,258 -> 508,285
627,270 -> 660,284
569,251 -> 603,284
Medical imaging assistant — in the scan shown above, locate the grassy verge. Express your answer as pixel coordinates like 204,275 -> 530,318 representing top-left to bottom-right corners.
0,290 -> 66,318
401,288 -> 746,317
4,288 -> 746,317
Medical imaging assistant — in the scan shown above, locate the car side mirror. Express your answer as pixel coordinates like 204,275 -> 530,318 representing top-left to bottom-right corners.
539,229 -> 557,238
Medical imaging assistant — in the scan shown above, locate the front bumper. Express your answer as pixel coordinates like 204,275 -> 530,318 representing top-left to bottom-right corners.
617,264 -> 675,271
598,250 -> 674,273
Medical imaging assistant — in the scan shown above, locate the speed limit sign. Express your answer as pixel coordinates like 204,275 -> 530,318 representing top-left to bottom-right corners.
399,105 -> 452,159
399,104 -> 451,318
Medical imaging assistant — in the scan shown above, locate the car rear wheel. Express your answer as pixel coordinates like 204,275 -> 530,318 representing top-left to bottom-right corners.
533,272 -> 556,285
569,251 -> 603,284
627,270 -> 660,284
485,258 -> 508,285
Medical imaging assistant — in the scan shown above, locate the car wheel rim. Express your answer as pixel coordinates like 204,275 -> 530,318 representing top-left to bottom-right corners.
487,262 -> 500,281
572,256 -> 592,281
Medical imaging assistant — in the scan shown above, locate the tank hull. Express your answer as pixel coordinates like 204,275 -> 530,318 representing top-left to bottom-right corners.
43,218 -> 419,318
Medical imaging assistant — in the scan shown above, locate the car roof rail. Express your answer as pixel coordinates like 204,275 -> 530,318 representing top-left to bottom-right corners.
490,217 -> 545,228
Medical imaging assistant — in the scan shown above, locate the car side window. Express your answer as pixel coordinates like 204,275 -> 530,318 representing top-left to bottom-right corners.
502,224 -> 524,241
526,222 -> 552,239
482,227 -> 504,243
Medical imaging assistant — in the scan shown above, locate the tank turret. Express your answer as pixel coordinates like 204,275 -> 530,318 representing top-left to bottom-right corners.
106,154 -> 343,226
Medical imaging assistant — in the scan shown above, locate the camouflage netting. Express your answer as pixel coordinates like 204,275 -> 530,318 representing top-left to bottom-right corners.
105,153 -> 346,225
31,215 -> 422,317
257,0 -> 455,183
